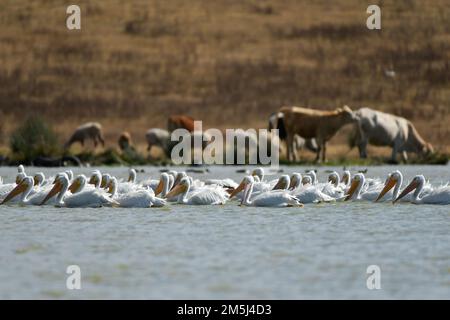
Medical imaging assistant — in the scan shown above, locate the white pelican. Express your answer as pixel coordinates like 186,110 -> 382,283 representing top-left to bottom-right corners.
40,174 -> 117,208
239,176 -> 303,207
344,173 -> 383,201
229,175 -> 273,200
1,174 -> 84,206
165,177 -> 228,205
0,172 -> 26,200
394,175 -> 450,205
376,171 -> 434,203
321,171 -> 346,199
341,170 -> 351,188
271,175 -> 291,191
289,175 -> 335,203
108,177 -> 165,208
88,170 -> 102,188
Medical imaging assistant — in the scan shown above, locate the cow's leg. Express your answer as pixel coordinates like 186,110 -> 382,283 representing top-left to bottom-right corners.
292,137 -> 298,162
315,140 -> 322,163
286,134 -> 293,162
98,133 -> 105,147
80,139 -> 84,147
390,144 -> 398,163
93,138 -> 97,148
402,151 -> 408,163
358,137 -> 368,159
322,141 -> 327,163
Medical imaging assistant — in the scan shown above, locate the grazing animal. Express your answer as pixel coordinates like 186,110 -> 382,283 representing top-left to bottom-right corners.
146,128 -> 171,157
168,115 -> 195,132
352,108 -> 434,162
280,106 -> 356,162
64,122 -> 105,150
118,131 -> 132,151
268,112 -> 318,161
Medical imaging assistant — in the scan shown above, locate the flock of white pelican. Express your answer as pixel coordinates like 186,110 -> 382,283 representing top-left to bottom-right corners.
0,165 -> 449,208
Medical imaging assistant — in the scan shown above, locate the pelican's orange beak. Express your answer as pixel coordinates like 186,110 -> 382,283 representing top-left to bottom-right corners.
272,179 -> 286,190
68,179 -> 81,194
40,180 -> 63,205
394,180 -> 419,204
100,177 -> 108,188
288,178 -> 297,190
229,180 -> 246,198
345,179 -> 359,201
375,176 -> 397,202
342,175 -> 349,185
154,179 -> 164,196
165,183 -> 187,199
1,180 -> 28,204
89,176 -> 97,185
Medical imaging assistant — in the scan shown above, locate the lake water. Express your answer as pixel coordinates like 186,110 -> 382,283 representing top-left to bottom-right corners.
0,165 -> 449,299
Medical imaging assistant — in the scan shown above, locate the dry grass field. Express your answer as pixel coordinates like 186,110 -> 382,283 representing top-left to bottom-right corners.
0,0 -> 449,160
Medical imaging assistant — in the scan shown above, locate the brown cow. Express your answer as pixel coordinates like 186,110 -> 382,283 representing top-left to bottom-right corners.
167,115 -> 195,132
280,106 -> 356,162
118,131 -> 132,151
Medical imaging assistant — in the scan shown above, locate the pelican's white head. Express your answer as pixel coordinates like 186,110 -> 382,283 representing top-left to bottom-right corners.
69,175 -> 87,194
89,171 -> 102,188
41,173 -> 69,205
17,165 -> 25,174
65,170 -> 74,181
394,175 -> 425,204
107,177 -> 118,197
1,176 -> 34,204
328,171 -> 340,187
302,175 -> 312,186
376,170 -> 403,202
345,173 -> 365,201
230,175 -> 255,199
342,170 -> 351,186
289,173 -> 302,190
251,167 -> 264,182
34,172 -> 45,187
128,168 -> 137,183
16,172 -> 26,185
100,174 -> 111,189
164,177 -> 191,199
155,173 -> 170,196
272,175 -> 290,190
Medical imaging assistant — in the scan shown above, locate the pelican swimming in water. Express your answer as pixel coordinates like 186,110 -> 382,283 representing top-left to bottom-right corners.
288,173 -> 335,203
108,177 -> 165,208
394,175 -> 450,205
165,177 -> 229,205
239,176 -> 303,207
40,174 -> 117,207
1,173 -> 84,206
344,173 -> 384,201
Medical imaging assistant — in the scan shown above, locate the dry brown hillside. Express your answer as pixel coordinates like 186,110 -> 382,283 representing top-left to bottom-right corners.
0,0 -> 449,157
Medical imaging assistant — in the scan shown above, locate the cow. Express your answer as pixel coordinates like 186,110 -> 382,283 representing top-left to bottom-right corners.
280,106 -> 356,162
118,131 -> 132,151
268,112 -> 318,161
64,122 -> 105,150
146,128 -> 171,157
168,115 -> 195,132
352,107 -> 434,162
146,128 -> 210,161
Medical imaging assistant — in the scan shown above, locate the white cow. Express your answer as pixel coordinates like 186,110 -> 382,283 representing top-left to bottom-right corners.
353,108 -> 433,162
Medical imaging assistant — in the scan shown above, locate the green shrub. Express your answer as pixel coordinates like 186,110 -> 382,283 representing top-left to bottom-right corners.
10,116 -> 60,163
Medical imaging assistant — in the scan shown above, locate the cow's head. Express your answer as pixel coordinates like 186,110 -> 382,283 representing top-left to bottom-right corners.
421,142 -> 434,156
338,105 -> 357,122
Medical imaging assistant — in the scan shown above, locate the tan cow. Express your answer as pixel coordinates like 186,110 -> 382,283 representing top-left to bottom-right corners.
280,106 -> 356,162
64,122 -> 105,150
